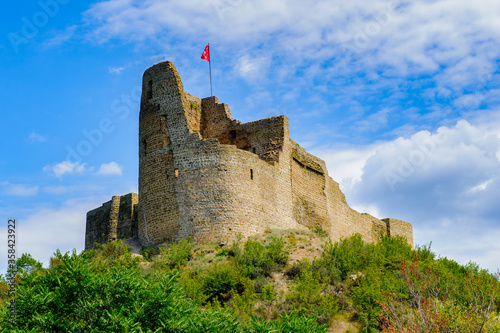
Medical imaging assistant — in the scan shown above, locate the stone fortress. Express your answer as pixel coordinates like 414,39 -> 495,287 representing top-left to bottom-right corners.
85,61 -> 413,250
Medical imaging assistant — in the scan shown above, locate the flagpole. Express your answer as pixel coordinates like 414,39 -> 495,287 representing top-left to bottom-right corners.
208,43 -> 212,97
201,43 -> 212,97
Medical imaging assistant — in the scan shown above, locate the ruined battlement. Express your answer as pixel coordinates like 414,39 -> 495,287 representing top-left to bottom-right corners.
85,61 -> 413,250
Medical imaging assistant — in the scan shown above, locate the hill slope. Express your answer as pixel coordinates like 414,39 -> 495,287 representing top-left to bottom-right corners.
1,229 -> 499,332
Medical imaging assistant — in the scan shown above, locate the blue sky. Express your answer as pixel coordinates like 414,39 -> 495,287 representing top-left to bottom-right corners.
1,0 -> 500,274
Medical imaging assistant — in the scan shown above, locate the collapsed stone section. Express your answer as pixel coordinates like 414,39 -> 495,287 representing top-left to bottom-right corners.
85,61 -> 413,250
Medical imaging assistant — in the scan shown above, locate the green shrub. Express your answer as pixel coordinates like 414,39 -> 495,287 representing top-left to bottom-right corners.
3,233 -> 498,333
414,242 -> 435,261
8,253 -> 43,277
183,260 -> 247,305
320,235 -> 373,280
140,246 -> 158,261
232,279 -> 258,319
156,238 -> 194,270
245,311 -> 329,333
260,283 -> 277,302
378,259 -> 500,333
0,249 -> 243,333
286,268 -> 339,324
201,262 -> 246,303
216,248 -> 231,257
236,237 -> 289,279
267,236 -> 289,267
82,240 -> 140,271
313,226 -> 329,238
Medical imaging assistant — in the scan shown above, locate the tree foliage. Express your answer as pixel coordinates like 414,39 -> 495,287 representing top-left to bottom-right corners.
1,232 -> 499,332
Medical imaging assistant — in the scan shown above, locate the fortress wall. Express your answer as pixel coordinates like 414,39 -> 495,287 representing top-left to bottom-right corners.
139,62 -> 300,245
138,148 -> 180,247
291,159 -> 328,229
344,210 -> 385,243
85,194 -> 137,249
148,62 -> 192,143
290,140 -> 331,232
200,96 -> 239,141
169,136 -> 302,244
117,193 -> 139,240
108,196 -> 120,241
371,218 -> 390,242
86,200 -> 114,249
323,176 -> 386,243
223,141 -> 303,234
183,93 -> 202,133
200,98 -> 286,163
170,139 -> 238,243
238,116 -> 287,162
290,156 -> 328,229
383,218 -> 414,247
273,120 -> 296,228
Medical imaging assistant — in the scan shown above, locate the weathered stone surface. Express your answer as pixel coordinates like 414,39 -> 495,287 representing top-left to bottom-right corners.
85,61 -> 413,249
85,193 -> 138,249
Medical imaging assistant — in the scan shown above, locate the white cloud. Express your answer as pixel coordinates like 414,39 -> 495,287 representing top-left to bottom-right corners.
109,65 -> 127,74
96,162 -> 123,176
42,161 -> 123,177
416,222 -> 500,273
312,144 -> 380,187
83,0 -> 500,90
43,25 -> 77,47
1,182 -> 39,196
43,161 -> 87,177
355,108 -> 391,132
0,198 -> 103,273
467,179 -> 493,194
235,55 -> 270,81
28,132 -> 46,142
80,0 -> 500,138
43,186 -> 69,195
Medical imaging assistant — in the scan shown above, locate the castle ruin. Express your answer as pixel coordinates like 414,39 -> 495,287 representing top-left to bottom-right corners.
85,61 -> 413,250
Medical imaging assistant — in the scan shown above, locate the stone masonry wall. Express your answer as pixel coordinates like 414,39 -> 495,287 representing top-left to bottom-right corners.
85,193 -> 138,249
85,60 -> 413,249
383,218 -> 414,248
290,141 -> 329,230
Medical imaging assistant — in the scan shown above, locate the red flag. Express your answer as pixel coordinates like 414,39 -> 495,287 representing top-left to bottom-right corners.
201,44 -> 210,62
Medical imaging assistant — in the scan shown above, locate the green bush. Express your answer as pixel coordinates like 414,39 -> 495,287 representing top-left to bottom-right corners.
286,269 -> 339,324
216,248 -> 231,257
266,237 -> 289,267
8,253 -> 43,277
0,249 -> 243,333
82,240 -> 140,271
320,234 -> 373,281
139,246 -> 158,261
155,238 -> 194,270
201,262 -> 246,303
312,226 -> 329,238
378,259 -> 500,332
245,311 -> 329,333
235,237 -> 289,279
2,233 -> 498,333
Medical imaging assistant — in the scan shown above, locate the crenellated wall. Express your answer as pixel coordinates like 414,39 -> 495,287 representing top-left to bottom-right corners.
85,61 -> 413,249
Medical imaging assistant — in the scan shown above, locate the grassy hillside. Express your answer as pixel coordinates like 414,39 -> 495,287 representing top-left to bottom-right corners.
1,229 -> 499,332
